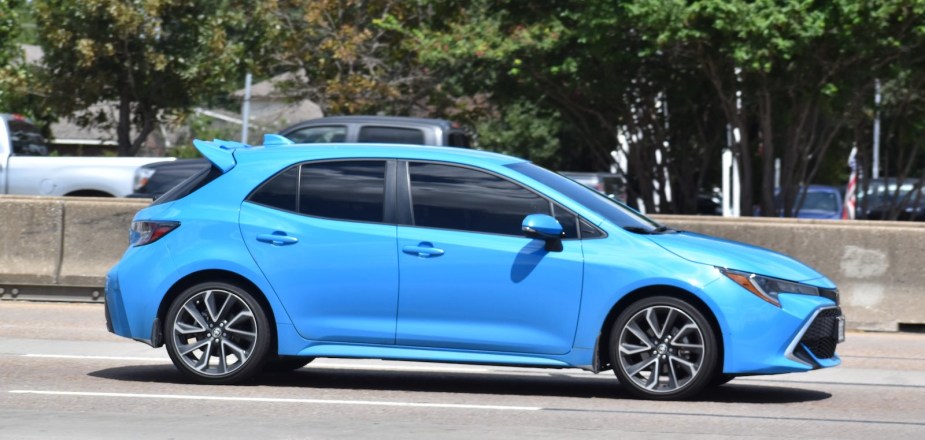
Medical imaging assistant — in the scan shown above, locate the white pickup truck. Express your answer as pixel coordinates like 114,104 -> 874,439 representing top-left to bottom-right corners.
0,114 -> 171,197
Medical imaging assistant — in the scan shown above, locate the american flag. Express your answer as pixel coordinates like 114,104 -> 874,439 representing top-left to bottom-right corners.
842,147 -> 858,220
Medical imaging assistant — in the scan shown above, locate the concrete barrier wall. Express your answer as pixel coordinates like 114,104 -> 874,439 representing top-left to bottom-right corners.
0,195 -> 148,301
652,215 -> 925,331
0,195 -> 922,330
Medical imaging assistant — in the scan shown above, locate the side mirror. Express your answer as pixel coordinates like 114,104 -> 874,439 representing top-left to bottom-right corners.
522,214 -> 564,252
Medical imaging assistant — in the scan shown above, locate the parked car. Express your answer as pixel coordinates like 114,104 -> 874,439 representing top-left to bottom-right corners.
774,185 -> 844,219
279,115 -> 473,148
106,135 -> 844,400
856,178 -> 925,221
129,158 -> 210,199
1,114 -> 170,197
558,171 -> 626,201
131,116 -> 473,199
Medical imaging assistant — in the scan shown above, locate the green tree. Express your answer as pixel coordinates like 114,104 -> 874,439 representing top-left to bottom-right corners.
627,0 -> 925,216
272,0 -> 439,116
0,0 -> 26,112
33,0 -> 277,156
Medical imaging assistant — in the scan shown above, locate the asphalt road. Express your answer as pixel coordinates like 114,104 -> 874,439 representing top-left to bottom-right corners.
2,302 -> 924,439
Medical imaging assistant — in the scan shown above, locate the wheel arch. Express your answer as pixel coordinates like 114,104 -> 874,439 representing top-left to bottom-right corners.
155,269 -> 279,353
595,284 -> 724,373
65,189 -> 115,197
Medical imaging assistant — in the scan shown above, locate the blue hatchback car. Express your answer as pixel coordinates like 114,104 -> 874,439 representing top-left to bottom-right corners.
106,136 -> 844,400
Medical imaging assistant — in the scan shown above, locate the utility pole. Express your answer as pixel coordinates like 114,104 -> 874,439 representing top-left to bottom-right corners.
873,79 -> 881,179
241,73 -> 253,144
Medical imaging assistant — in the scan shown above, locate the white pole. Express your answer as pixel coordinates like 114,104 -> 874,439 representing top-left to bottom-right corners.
774,158 -> 781,189
241,73 -> 253,144
732,155 -> 741,217
722,147 -> 732,217
872,79 -> 881,179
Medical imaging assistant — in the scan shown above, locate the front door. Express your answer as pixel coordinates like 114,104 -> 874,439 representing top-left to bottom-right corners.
396,162 -> 584,355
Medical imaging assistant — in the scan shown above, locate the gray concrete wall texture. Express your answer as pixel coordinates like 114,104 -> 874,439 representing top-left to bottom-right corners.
0,196 -> 147,291
0,195 -> 922,330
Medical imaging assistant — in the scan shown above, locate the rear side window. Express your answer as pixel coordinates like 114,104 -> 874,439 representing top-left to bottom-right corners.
447,131 -> 471,148
248,160 -> 387,223
408,162 -> 551,236
358,126 -> 425,145
284,125 -> 347,143
8,120 -> 48,156
299,161 -> 386,222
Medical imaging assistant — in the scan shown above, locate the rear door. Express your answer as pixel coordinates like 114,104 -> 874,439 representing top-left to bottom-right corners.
240,159 -> 400,344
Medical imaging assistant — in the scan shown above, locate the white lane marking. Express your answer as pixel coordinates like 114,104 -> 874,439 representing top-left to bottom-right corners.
23,354 -> 167,362
8,390 -> 541,411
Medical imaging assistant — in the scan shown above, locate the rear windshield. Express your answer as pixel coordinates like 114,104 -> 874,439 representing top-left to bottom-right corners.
151,165 -> 223,206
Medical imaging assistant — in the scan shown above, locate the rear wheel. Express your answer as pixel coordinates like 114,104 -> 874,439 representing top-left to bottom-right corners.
165,282 -> 271,384
610,296 -> 718,400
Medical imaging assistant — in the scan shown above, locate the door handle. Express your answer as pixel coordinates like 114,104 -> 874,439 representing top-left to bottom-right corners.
402,243 -> 445,258
256,232 -> 299,246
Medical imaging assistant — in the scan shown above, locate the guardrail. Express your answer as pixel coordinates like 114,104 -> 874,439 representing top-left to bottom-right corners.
1,195 -> 921,330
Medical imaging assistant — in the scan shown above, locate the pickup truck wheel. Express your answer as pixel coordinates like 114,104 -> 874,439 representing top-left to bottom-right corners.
165,282 -> 270,384
65,190 -> 114,197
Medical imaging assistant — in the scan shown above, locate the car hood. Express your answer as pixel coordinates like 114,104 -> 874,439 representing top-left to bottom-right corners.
646,231 -> 828,284
795,209 -> 840,219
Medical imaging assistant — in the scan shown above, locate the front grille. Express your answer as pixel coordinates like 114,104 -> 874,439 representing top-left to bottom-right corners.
819,288 -> 839,305
797,307 -> 841,361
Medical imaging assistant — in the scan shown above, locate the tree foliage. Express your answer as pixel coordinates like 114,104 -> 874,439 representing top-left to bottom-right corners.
33,0 -> 277,156
0,0 -> 26,112
271,0 -> 439,116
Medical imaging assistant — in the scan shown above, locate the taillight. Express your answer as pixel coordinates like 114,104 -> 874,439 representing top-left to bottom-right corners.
133,168 -> 157,191
130,221 -> 179,246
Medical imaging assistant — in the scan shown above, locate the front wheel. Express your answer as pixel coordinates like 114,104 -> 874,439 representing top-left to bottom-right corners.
165,282 -> 271,384
609,296 -> 718,400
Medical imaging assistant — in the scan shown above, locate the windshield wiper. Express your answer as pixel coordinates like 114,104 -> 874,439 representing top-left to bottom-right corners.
651,225 -> 676,234
623,225 -> 678,235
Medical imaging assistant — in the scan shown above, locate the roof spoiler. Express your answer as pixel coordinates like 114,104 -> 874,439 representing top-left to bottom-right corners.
193,135 -> 294,173
192,139 -> 246,173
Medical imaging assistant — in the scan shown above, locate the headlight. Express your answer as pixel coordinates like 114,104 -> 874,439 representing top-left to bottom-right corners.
719,268 -> 819,307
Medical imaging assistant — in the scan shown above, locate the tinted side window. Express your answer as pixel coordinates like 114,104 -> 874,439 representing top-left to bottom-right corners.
552,205 -> 579,239
8,120 -> 48,156
248,166 -> 299,211
284,125 -> 347,143
358,126 -> 425,145
409,162 -> 550,235
447,131 -> 471,148
300,161 -> 386,222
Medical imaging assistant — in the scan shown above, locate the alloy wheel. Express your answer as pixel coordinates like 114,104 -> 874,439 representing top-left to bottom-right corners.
616,304 -> 707,395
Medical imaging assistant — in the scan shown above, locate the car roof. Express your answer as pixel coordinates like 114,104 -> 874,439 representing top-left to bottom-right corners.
278,116 -> 462,133
232,142 -> 524,168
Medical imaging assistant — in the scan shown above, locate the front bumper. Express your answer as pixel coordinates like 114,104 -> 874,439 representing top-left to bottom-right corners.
787,306 -> 844,368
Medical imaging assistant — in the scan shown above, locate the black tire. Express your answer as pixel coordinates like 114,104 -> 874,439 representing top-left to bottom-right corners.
264,356 -> 314,372
710,373 -> 735,387
609,296 -> 718,400
164,281 -> 271,384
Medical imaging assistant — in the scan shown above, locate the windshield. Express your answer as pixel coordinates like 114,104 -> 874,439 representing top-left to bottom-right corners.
507,162 -> 660,232
802,191 -> 839,212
